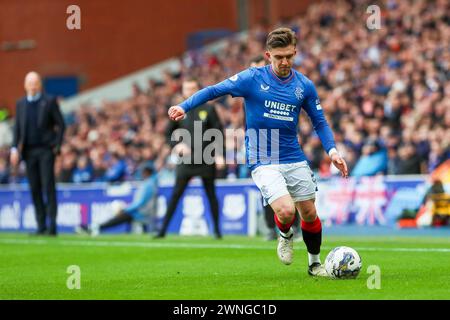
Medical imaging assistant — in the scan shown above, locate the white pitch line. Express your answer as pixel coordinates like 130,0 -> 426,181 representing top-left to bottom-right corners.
1,238 -> 450,253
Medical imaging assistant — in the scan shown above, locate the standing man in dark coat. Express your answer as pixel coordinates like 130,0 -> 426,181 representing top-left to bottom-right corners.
10,72 -> 66,236
155,78 -> 223,239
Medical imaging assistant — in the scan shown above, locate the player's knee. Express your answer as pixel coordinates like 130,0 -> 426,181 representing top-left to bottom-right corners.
301,207 -> 317,222
275,203 -> 296,223
297,200 -> 317,222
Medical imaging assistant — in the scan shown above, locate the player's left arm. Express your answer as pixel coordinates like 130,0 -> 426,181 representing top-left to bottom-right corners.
302,81 -> 348,178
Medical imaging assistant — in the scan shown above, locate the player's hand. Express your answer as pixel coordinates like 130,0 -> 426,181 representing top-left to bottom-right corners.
10,150 -> 19,167
331,152 -> 348,178
168,106 -> 186,121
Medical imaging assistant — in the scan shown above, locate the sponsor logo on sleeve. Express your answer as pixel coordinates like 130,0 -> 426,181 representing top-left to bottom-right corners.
315,98 -> 322,110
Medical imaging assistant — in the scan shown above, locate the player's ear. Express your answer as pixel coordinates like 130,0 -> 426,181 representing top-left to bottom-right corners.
265,51 -> 271,62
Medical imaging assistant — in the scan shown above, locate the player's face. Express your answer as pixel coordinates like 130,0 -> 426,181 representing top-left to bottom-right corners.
265,45 -> 296,77
182,80 -> 200,99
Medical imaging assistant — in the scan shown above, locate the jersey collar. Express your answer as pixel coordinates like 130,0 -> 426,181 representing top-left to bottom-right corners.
268,65 -> 294,84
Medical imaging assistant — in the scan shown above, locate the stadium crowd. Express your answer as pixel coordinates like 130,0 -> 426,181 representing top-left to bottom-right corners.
1,0 -> 449,184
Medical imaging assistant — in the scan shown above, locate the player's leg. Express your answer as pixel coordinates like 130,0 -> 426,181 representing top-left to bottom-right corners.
155,175 -> 190,238
292,210 -> 301,237
270,195 -> 296,235
263,203 -> 277,240
251,165 -> 295,264
270,194 -> 297,265
285,161 -> 326,276
201,176 -> 222,239
295,199 -> 326,276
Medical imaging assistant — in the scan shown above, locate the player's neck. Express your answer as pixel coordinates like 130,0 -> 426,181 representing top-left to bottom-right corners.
270,65 -> 292,79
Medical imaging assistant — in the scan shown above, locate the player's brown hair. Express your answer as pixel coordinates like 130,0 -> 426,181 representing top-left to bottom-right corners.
266,27 -> 297,50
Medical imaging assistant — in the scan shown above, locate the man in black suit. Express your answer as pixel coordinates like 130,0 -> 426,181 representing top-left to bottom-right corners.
155,78 -> 224,239
10,72 -> 66,236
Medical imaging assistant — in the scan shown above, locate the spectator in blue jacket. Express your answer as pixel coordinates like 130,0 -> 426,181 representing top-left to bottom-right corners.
351,139 -> 388,177
72,155 -> 93,183
104,152 -> 127,183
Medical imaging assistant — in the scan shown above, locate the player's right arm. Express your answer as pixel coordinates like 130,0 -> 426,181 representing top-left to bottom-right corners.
168,69 -> 253,121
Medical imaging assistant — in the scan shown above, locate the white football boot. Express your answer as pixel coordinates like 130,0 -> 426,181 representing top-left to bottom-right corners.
308,262 -> 328,277
277,228 -> 294,265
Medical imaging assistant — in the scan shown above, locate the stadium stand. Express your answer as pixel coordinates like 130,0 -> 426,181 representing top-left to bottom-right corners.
1,0 -> 449,185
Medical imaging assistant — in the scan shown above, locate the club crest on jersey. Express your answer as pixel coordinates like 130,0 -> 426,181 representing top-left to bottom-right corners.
294,87 -> 304,101
229,74 -> 238,81
260,84 -> 270,91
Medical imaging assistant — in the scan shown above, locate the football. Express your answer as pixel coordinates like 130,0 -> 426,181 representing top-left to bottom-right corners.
324,246 -> 362,279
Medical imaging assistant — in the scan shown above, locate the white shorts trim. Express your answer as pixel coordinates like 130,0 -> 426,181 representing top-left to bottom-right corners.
291,193 -> 316,202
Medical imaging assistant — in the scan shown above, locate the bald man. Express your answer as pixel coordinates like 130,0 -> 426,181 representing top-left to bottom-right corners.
10,72 -> 65,236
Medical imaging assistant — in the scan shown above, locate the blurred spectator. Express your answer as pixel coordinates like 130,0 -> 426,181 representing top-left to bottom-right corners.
57,151 -> 76,183
91,156 -> 107,182
387,148 -> 400,175
0,121 -> 13,148
351,139 -> 388,177
396,143 -> 422,175
104,153 -> 127,183
428,141 -> 449,173
426,179 -> 449,227
72,155 -> 94,183
0,158 -> 10,184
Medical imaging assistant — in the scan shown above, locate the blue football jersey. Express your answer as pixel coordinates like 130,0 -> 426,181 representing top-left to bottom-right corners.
180,65 -> 336,171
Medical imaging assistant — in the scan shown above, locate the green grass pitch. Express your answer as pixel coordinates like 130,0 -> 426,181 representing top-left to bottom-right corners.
0,232 -> 449,300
